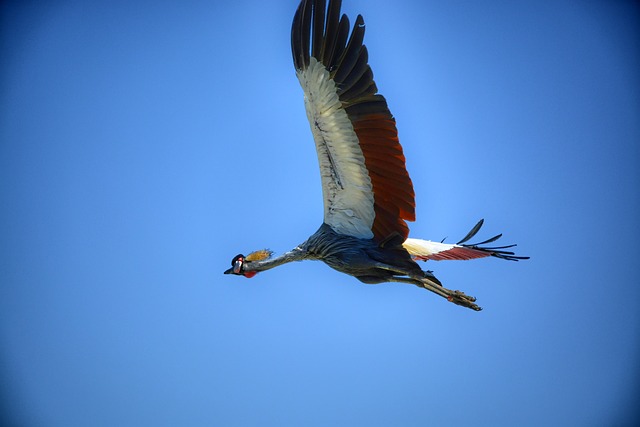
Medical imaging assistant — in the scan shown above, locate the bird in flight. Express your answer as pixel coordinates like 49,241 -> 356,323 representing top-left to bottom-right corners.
224,0 -> 528,311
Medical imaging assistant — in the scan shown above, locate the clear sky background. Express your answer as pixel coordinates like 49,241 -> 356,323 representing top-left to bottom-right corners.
1,0 -> 639,426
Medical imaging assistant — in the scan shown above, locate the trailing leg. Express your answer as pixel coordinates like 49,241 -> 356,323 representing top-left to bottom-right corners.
387,276 -> 482,311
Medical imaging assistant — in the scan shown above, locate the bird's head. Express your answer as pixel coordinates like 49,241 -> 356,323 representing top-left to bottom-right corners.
223,249 -> 272,278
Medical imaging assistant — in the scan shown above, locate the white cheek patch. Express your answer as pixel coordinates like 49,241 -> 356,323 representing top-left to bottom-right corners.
233,259 -> 243,274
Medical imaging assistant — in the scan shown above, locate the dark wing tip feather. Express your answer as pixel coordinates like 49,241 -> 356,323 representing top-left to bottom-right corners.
320,0 -> 341,64
291,4 -> 302,69
291,0 -> 309,70
332,14 -> 365,84
457,219 -> 529,261
311,0 -> 326,59
329,15 -> 350,72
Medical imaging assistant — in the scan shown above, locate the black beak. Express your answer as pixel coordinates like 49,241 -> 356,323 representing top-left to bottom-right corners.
224,267 -> 234,275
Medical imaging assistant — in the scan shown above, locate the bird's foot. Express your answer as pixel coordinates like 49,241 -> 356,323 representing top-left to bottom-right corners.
446,290 -> 482,311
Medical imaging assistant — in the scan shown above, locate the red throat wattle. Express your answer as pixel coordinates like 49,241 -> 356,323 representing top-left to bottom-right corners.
243,271 -> 257,279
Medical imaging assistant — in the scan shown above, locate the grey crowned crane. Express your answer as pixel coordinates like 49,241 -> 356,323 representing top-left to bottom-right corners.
224,0 -> 528,311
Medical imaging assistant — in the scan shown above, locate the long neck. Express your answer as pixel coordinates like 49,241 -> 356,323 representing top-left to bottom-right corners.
243,247 -> 309,273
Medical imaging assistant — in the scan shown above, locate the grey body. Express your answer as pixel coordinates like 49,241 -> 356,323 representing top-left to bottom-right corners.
302,224 -> 425,284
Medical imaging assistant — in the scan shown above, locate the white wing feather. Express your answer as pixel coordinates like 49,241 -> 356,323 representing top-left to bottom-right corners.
297,58 -> 375,239
404,238 -> 494,261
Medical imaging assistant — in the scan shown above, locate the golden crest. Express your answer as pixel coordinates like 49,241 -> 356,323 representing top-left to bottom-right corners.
245,249 -> 273,262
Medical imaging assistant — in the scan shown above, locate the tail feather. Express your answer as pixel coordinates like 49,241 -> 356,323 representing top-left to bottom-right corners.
456,219 -> 485,244
404,220 -> 529,262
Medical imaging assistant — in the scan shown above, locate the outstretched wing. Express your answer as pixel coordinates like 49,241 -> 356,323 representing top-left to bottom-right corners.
291,0 -> 415,242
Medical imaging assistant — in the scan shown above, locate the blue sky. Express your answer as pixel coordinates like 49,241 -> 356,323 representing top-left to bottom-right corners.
1,0 -> 639,425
